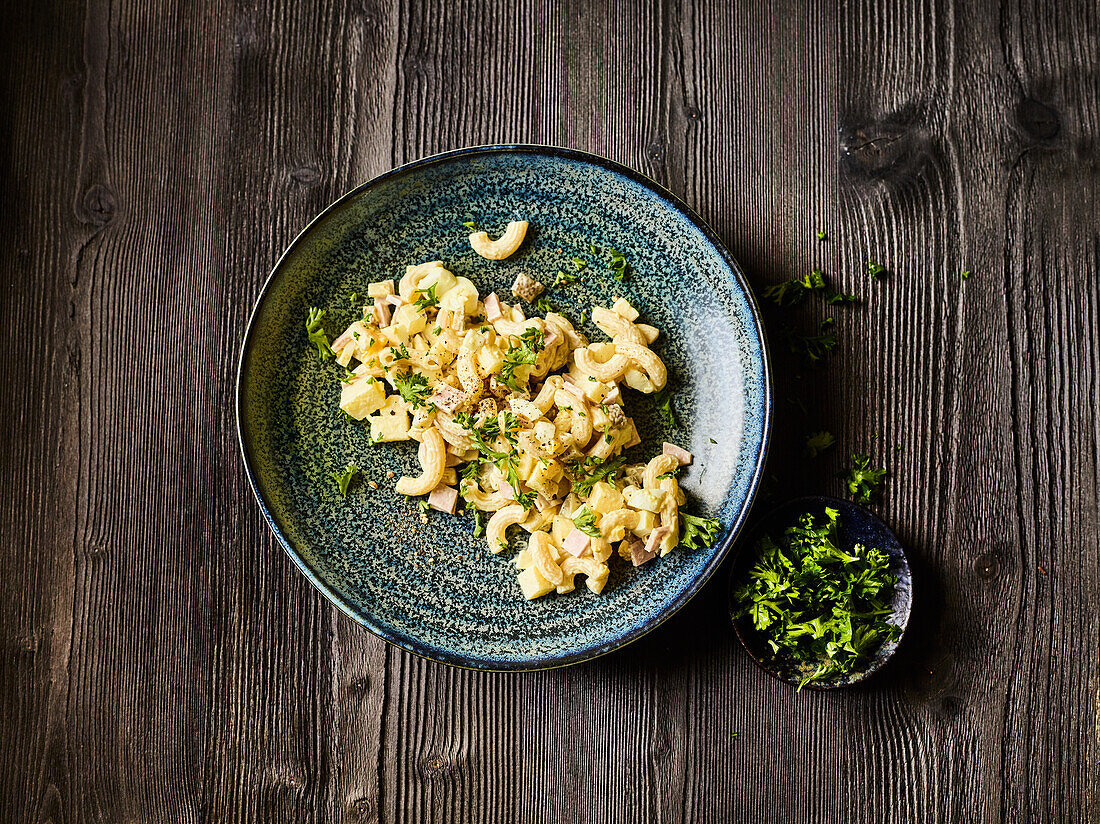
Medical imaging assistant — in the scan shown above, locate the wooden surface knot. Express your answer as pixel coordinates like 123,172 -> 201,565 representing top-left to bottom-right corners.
77,183 -> 117,226
290,166 -> 322,185
346,795 -> 376,821
839,110 -> 930,182
973,552 -> 1002,580
1016,97 -> 1061,142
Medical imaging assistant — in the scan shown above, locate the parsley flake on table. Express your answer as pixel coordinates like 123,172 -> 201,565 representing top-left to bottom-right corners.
779,320 -> 838,367
843,453 -> 886,504
867,261 -> 886,279
961,270 -> 972,280
332,463 -> 359,497
731,508 -> 901,689
804,431 -> 836,458
553,269 -> 577,287
305,307 -> 335,361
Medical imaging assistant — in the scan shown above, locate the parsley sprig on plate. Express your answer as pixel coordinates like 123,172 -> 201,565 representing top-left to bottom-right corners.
732,508 -> 901,689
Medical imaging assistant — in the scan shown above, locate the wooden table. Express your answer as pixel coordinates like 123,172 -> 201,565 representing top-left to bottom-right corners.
3,1 -> 1098,821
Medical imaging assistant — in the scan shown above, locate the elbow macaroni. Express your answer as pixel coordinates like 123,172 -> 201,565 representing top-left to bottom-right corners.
327,229 -> 706,602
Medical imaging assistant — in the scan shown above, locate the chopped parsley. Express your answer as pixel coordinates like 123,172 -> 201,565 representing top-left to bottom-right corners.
471,508 -> 485,537
305,307 -> 334,361
731,508 -> 901,689
680,513 -> 722,550
961,270 -> 971,280
417,499 -> 430,514
571,257 -> 587,271
867,261 -> 886,279
709,437 -> 717,444
499,328 -> 545,390
462,220 -> 479,232
553,270 -> 577,287
763,269 -> 827,307
454,411 -> 534,508
779,320 -> 838,367
654,386 -> 678,428
843,453 -> 886,504
333,463 -> 358,497
567,455 -> 627,497
338,366 -> 358,384
393,343 -> 412,361
607,247 -> 630,281
804,431 -> 836,458
349,291 -> 360,304
536,298 -> 555,314
572,506 -> 601,538
393,369 -> 431,408
816,230 -> 826,240
825,289 -> 858,305
414,282 -> 439,310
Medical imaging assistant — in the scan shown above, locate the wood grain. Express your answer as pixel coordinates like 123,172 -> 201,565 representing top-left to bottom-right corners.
1,0 -> 1097,822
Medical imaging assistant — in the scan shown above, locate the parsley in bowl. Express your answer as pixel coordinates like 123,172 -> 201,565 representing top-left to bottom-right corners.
729,497 -> 911,690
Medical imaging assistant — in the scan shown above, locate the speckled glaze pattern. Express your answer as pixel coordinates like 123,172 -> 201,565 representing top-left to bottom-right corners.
728,496 -> 913,689
237,146 -> 772,670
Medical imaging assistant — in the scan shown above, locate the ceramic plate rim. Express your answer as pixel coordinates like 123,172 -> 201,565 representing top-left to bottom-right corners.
236,144 -> 773,671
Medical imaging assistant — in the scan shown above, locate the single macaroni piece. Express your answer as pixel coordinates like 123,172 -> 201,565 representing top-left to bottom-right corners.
469,220 -> 528,260
324,224 -> 716,602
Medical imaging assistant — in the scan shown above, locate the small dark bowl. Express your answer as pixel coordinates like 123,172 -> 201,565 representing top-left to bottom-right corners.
728,496 -> 913,690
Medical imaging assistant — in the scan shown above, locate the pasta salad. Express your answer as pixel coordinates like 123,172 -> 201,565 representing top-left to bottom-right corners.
311,220 -> 721,600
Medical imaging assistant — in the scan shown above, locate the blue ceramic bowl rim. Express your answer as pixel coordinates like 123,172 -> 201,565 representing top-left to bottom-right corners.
727,495 -> 913,689
236,144 -> 774,670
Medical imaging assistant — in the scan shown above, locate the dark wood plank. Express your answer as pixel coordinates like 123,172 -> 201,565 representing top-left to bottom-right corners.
1,0 -> 1097,822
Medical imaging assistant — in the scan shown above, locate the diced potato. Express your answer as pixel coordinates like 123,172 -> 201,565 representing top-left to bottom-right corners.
582,378 -> 616,404
440,276 -> 479,315
631,510 -> 658,538
623,367 -> 655,394
368,395 -> 411,442
588,481 -> 625,515
478,345 -> 504,375
517,452 -> 539,483
551,514 -> 573,545
527,459 -> 563,496
509,398 -> 543,423
611,297 -> 640,322
335,340 -> 357,368
517,566 -> 556,600
588,342 -> 617,361
418,265 -> 457,296
367,280 -> 395,298
623,487 -> 667,513
393,303 -> 427,336
340,377 -> 386,420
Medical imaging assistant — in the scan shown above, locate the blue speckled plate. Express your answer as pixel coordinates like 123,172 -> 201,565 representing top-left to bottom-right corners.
237,146 -> 771,670
728,496 -> 913,689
